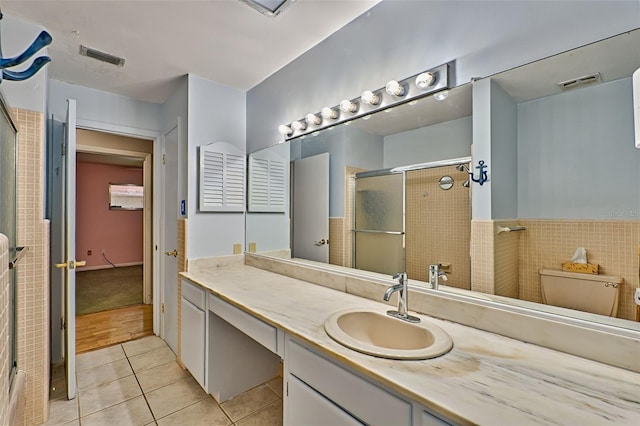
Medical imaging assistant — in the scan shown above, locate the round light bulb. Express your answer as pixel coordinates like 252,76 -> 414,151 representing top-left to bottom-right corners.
361,90 -> 380,105
339,99 -> 358,113
415,72 -> 435,89
321,107 -> 338,119
433,90 -> 449,101
305,113 -> 321,126
291,120 -> 306,131
385,80 -> 405,97
278,124 -> 292,136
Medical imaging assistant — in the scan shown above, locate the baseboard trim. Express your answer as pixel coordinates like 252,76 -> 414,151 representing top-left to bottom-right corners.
78,261 -> 143,272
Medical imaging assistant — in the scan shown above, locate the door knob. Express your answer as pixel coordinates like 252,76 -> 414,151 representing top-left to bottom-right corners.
164,249 -> 178,257
314,239 -> 329,246
55,260 -> 86,269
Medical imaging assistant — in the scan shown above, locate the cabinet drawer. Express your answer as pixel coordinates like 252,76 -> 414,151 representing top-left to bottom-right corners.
287,339 -> 411,426
182,279 -> 206,310
208,293 -> 277,353
288,374 -> 364,426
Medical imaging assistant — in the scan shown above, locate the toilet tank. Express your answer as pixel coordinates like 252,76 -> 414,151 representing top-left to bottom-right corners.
538,269 -> 623,317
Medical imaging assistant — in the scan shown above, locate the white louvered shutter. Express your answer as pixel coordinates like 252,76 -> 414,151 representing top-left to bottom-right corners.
248,150 -> 287,212
199,142 -> 245,212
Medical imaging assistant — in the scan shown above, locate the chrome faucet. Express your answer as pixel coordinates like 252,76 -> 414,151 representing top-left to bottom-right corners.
383,272 -> 420,323
429,264 -> 448,290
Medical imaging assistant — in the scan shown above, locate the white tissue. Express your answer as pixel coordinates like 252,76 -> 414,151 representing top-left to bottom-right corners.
571,247 -> 588,264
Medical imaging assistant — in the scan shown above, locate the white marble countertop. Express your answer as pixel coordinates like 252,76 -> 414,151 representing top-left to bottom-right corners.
181,264 -> 640,425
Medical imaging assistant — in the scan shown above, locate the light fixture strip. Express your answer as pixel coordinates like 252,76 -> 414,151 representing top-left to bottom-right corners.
281,62 -> 451,141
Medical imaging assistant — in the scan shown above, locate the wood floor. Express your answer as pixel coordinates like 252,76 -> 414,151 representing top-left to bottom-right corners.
76,303 -> 153,354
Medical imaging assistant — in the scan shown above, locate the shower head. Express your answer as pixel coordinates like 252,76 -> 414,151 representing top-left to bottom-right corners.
456,164 -> 470,173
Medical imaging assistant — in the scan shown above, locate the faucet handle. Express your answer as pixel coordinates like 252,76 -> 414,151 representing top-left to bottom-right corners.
392,272 -> 407,281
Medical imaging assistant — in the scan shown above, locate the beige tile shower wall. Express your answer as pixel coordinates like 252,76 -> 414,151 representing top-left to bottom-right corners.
329,218 -> 345,267
470,220 -> 494,294
177,218 -> 187,364
519,220 -> 640,321
0,234 -> 9,425
493,221 -> 520,299
405,167 -> 471,289
14,108 -> 49,425
343,166 -> 364,269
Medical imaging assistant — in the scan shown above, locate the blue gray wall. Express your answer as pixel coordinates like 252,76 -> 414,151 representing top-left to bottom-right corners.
247,0 -> 640,154
517,77 -> 639,220
383,117 -> 472,169
186,74 -> 246,258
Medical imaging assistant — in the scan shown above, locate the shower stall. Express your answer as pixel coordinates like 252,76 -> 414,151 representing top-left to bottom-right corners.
353,157 -> 472,288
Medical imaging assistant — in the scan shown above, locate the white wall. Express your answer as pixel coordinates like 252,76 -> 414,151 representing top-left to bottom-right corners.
247,0 -> 640,154
383,117 -> 472,168
186,74 -> 246,258
0,15 -> 48,113
471,79 -> 492,220
517,78 -> 639,219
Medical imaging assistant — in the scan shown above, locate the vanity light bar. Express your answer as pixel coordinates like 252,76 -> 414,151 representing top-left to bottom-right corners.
279,62 -> 452,141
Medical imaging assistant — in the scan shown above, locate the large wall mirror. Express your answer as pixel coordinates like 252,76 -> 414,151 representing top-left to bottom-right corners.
246,29 -> 640,333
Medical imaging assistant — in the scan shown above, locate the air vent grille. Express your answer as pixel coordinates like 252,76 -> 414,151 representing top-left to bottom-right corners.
558,72 -> 601,90
79,45 -> 125,67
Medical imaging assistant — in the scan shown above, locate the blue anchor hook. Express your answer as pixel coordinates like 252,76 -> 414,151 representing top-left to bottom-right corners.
470,160 -> 489,186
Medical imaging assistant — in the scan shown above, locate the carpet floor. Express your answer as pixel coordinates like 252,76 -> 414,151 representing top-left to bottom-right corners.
76,265 -> 143,315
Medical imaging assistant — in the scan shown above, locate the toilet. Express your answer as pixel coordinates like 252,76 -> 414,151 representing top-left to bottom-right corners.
538,269 -> 623,317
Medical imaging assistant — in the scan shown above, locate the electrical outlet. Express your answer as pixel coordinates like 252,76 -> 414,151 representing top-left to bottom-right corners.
634,288 -> 640,306
87,250 -> 92,256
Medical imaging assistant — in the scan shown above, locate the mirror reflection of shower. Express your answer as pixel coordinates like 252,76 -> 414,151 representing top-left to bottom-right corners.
353,157 -> 472,289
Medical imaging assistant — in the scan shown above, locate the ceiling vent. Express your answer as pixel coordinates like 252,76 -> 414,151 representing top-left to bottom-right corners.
237,0 -> 295,16
558,72 -> 601,90
79,45 -> 125,67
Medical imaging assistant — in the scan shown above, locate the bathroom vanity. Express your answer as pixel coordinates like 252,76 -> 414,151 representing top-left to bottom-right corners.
180,259 -> 640,425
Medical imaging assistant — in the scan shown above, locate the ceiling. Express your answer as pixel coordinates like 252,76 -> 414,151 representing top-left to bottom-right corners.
2,0 -> 381,104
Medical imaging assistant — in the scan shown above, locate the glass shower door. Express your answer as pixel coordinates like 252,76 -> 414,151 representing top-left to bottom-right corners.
0,95 -> 18,389
353,172 -> 405,275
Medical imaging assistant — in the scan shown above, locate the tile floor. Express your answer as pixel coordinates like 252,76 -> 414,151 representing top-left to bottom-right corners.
45,336 -> 283,425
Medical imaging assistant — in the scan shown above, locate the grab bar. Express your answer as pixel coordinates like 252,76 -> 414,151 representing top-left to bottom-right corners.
9,246 -> 28,270
496,226 -> 526,234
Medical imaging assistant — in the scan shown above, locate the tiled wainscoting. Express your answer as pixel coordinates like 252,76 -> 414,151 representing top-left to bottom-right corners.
1,234 -> 10,423
14,107 -> 50,424
472,219 -> 640,321
46,336 -> 282,426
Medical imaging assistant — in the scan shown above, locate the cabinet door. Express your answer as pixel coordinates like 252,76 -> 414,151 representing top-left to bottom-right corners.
287,375 -> 364,426
181,297 -> 206,389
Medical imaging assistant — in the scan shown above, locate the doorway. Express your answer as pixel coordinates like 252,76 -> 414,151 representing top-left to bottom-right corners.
74,129 -> 154,353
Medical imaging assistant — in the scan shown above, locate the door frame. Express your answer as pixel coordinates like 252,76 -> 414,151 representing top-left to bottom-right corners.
159,119 -> 182,350
74,119 -> 162,334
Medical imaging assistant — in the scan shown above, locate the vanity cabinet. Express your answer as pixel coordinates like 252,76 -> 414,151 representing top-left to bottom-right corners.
285,337 -> 451,426
180,279 -> 207,390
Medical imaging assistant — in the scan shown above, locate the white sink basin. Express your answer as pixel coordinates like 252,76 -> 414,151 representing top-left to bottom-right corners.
324,309 -> 453,360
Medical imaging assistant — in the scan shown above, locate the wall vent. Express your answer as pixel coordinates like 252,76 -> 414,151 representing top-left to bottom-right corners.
558,72 -> 601,90
79,45 -> 125,67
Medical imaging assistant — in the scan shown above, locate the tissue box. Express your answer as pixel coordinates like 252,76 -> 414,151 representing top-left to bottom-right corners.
561,262 -> 599,274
